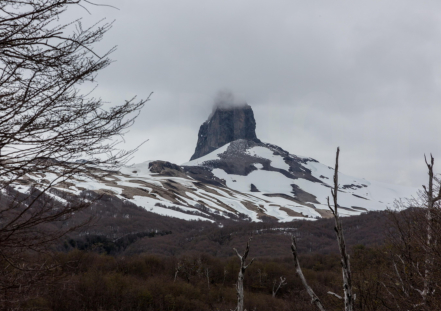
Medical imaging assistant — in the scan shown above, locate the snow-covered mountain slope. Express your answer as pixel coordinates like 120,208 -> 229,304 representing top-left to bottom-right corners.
5,139 -> 417,224
2,101 -> 418,224
5,160 -> 312,223
183,139 -> 417,219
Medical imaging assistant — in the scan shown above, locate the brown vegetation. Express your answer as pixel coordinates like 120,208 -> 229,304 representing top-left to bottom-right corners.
0,183 -> 439,310
15,250 -> 346,311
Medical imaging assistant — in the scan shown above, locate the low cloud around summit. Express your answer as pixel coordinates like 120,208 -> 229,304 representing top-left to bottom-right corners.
213,90 -> 247,110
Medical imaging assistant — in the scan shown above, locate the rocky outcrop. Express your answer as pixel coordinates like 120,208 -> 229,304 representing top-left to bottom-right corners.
250,184 -> 259,192
190,104 -> 260,160
148,161 -> 186,177
182,166 -> 226,187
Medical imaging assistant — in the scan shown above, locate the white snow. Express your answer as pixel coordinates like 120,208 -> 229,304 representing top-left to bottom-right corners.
246,147 -> 290,171
185,191 -> 226,211
303,160 -> 417,212
120,161 -> 154,176
72,177 -> 123,195
5,142 -> 419,223
212,168 -> 293,194
181,143 -> 231,166
131,195 -> 214,222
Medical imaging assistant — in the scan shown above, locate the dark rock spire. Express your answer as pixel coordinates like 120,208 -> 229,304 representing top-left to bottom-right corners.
190,104 -> 260,160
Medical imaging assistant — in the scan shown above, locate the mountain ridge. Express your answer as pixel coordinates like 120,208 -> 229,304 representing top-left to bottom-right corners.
1,103 -> 418,224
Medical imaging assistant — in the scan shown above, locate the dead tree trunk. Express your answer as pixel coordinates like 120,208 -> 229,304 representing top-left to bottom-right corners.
421,154 -> 441,305
327,147 -> 354,311
205,267 -> 210,289
291,237 -> 327,311
290,147 -> 354,311
174,261 -> 182,283
233,237 -> 254,311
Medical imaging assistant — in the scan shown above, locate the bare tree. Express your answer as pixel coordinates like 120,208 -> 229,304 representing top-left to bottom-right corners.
272,276 -> 286,298
174,260 -> 182,283
326,147 -> 354,311
233,237 -> 254,311
291,147 -> 354,311
384,154 -> 441,309
421,154 -> 441,304
0,0 -> 148,305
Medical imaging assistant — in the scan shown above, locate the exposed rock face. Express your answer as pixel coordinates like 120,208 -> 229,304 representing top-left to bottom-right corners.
182,166 -> 226,187
190,104 -> 260,160
148,160 -> 186,177
250,184 -> 259,192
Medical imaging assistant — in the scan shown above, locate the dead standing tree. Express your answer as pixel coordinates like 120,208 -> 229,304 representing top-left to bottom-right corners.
327,147 -> 354,311
420,154 -> 441,305
233,237 -> 254,311
291,147 -> 354,311
385,154 -> 441,309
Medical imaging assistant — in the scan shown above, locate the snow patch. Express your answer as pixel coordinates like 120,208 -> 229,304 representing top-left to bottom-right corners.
181,143 -> 231,166
246,147 -> 290,171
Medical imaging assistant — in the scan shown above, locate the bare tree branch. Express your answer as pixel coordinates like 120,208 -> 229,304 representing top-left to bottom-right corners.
0,1 -> 149,306
327,291 -> 343,300
291,236 -> 326,311
272,276 -> 287,298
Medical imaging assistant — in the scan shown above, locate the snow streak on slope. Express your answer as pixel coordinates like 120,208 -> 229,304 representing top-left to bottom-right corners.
8,159 -> 316,223
303,161 -> 416,211
6,140 -> 418,223
246,146 -> 290,171
183,140 -> 418,218
184,143 -> 231,166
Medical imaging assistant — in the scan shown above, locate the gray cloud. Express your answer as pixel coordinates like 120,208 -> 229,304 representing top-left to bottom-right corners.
204,89 -> 248,120
213,90 -> 247,110
64,0 -> 441,188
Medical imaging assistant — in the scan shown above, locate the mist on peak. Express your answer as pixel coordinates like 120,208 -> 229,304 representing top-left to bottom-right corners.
207,90 -> 248,120
191,91 -> 259,161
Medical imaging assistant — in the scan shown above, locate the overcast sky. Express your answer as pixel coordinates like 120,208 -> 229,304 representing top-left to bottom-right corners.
68,0 -> 441,188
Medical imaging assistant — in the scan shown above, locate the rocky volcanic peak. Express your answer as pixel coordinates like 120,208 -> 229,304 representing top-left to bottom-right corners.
190,104 -> 261,161
181,101 -> 418,219
2,101 -> 417,225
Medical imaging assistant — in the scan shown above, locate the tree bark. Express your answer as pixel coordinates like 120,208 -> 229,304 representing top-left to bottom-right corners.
233,237 -> 254,311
